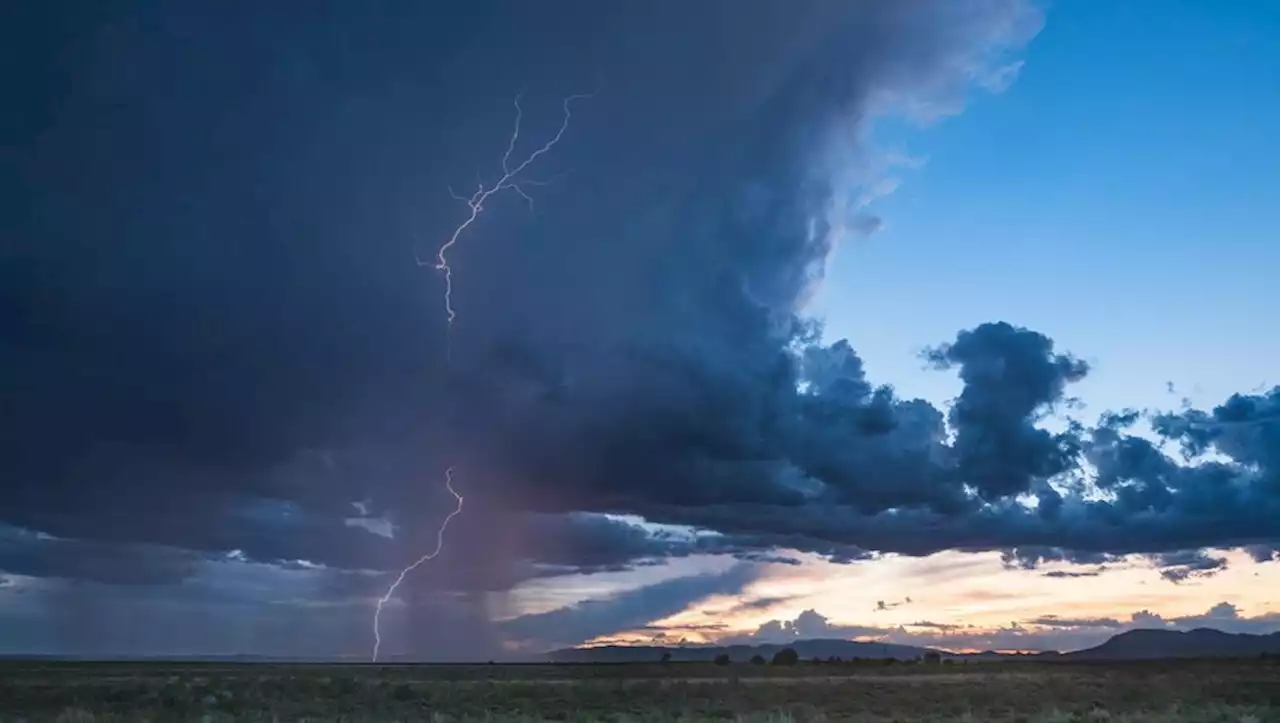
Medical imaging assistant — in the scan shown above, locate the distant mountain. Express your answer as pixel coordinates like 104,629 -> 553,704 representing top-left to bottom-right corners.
549,628 -> 1280,664
545,638 -> 943,663
1066,628 -> 1280,660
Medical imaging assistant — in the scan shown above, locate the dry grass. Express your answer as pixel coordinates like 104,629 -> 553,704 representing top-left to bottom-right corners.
1,659 -> 1277,722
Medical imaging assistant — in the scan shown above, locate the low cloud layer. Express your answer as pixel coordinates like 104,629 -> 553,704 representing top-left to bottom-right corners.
724,604 -> 1280,654
501,565 -> 760,652
3,0 -> 1278,656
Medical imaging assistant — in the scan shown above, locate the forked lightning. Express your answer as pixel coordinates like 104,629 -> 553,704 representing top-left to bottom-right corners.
371,468 -> 464,662
373,91 -> 590,662
416,91 -> 594,328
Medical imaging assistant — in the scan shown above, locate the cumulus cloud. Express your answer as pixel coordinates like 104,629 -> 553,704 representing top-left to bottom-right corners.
4,0 -> 1278,657
1172,602 -> 1280,634
724,609 -> 888,645
705,603 -> 1280,654
914,603 -> 1280,652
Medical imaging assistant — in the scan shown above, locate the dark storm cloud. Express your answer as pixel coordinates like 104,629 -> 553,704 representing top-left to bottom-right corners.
1042,569 -> 1104,578
1148,549 -> 1230,583
0,525 -> 202,586
1245,544 -> 1280,563
516,513 -> 817,573
641,379 -> 1280,568
909,621 -> 964,631
500,565 -> 760,650
5,0 -> 1279,663
923,322 -> 1089,501
717,596 -> 797,617
3,0 -> 1048,582
1001,548 -> 1120,571
1028,615 -> 1124,629
875,597 -> 912,612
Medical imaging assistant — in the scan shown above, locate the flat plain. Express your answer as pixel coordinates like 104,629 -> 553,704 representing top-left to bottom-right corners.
2,658 -> 1278,722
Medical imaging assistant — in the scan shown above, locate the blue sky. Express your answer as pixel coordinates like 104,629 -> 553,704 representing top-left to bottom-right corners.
814,0 -> 1279,417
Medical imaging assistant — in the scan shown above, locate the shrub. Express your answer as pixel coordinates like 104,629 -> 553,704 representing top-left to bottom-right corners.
750,655 -> 766,665
391,683 -> 416,702
770,648 -> 799,666
713,653 -> 731,666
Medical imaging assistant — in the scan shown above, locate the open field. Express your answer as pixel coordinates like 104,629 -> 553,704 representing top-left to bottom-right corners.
2,659 -> 1278,722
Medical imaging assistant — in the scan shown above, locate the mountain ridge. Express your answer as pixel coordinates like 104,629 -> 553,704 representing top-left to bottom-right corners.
1061,627 -> 1280,660
545,628 -> 1280,663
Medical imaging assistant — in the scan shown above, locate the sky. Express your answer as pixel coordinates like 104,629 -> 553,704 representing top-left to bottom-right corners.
2,0 -> 1278,660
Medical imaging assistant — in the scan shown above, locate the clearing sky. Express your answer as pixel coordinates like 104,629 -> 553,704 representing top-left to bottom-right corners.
2,0 -> 1278,659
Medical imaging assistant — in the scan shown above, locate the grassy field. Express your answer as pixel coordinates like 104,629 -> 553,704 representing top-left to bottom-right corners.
2,659 -> 1278,722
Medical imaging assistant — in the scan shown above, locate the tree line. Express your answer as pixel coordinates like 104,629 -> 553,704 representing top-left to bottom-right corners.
660,649 -> 950,666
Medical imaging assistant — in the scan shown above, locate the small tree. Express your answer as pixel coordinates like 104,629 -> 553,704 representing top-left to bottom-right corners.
923,651 -> 942,665
660,652 -> 672,664
713,653 -> 731,666
750,654 -> 766,665
770,648 -> 799,666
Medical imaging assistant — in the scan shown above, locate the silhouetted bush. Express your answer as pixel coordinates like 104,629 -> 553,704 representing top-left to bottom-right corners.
923,651 -> 943,665
391,683 -> 416,702
771,648 -> 799,666
750,655 -> 766,665
713,653 -> 731,666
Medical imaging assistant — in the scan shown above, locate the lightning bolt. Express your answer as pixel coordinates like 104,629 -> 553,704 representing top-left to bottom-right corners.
371,467 -> 464,663
373,89 -> 592,662
416,91 -> 593,330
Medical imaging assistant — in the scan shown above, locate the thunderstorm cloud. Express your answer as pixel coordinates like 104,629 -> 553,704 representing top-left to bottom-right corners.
3,0 -> 1278,657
